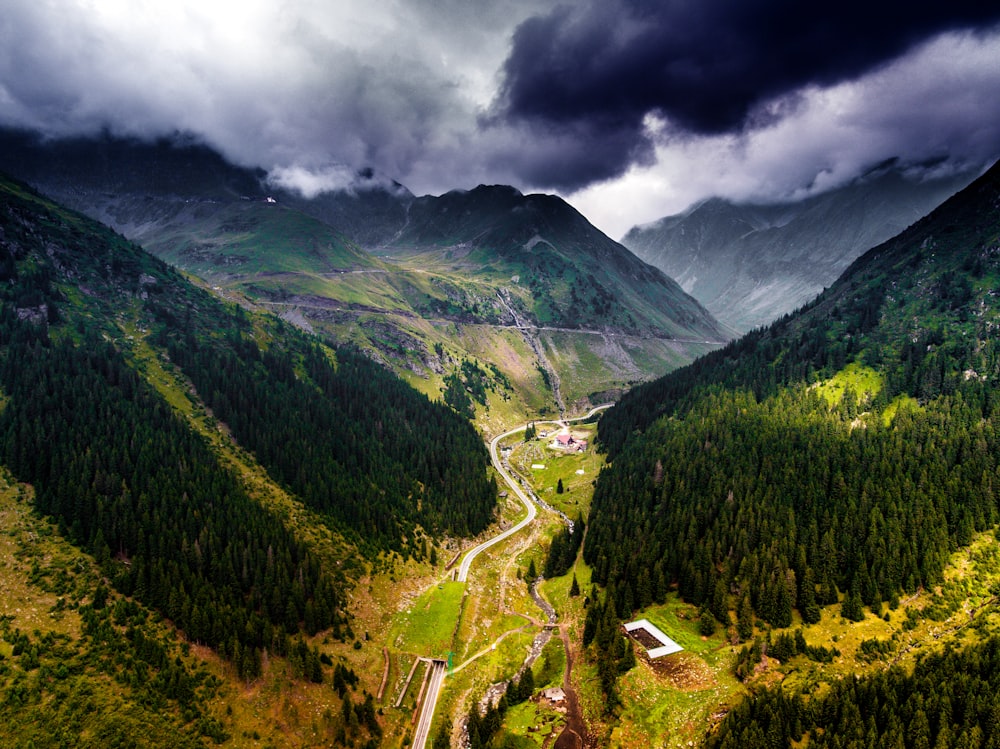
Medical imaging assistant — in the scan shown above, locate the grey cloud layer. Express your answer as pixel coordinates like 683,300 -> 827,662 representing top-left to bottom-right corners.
1,0 -> 999,228
492,0 -> 1000,190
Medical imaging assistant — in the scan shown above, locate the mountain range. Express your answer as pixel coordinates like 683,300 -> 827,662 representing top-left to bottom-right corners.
622,161 -> 977,332
0,170 -> 497,746
0,128 -> 730,420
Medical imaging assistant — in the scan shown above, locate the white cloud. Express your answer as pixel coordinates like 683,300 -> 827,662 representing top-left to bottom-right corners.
1,3 -> 997,239
267,165 -> 356,198
567,28 -> 1000,239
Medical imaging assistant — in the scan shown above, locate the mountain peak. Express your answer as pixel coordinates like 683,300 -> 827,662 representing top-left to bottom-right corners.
469,184 -> 524,198
622,164 -> 979,332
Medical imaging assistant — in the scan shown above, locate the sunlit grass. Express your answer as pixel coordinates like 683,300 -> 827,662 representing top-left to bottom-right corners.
389,581 -> 465,659
811,361 -> 883,408
881,393 -> 922,426
502,700 -> 565,747
506,422 -> 603,516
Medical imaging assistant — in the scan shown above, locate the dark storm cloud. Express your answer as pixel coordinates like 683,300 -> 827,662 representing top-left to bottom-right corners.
494,0 -> 1000,188
479,115 -> 656,193
0,0 -> 550,197
1,0 -> 999,235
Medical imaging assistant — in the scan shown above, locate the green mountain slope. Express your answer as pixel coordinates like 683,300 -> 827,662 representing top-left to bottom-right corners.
583,160 -> 1000,743
385,184 -> 731,340
0,130 -> 731,420
112,198 -> 382,278
708,637 -> 1000,749
0,173 -> 495,742
599,160 -> 1000,457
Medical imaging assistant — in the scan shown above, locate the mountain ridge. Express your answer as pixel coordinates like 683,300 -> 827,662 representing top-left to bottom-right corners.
577,158 -> 1000,743
0,129 -> 732,418
601,158 -> 1000,454
622,164 -> 979,332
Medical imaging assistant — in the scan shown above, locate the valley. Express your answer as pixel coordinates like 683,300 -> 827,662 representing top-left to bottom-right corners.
3,1 -> 1000,747
0,130 -> 732,420
400,406 -> 610,749
9,395 -> 1000,749
2,134 -> 1000,749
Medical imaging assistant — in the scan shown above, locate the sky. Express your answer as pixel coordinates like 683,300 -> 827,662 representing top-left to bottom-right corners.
2,0 -> 1000,239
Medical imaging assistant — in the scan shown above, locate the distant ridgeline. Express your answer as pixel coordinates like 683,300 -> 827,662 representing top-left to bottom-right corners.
0,174 -> 495,673
589,160 -> 1000,628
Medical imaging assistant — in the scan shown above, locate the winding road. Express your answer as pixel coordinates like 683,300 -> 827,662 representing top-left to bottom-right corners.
457,404 -> 612,582
256,298 -> 728,345
456,427 -> 539,582
411,403 -> 612,749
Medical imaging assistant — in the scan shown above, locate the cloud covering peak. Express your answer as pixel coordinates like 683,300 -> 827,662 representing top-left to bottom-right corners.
1,0 -> 999,236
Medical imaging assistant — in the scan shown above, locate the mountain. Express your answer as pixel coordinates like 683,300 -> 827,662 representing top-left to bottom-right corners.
621,163 -> 977,332
0,168 -> 495,550
0,128 -> 382,274
381,184 -> 730,339
0,129 -> 732,420
276,168 -> 416,249
585,160 -> 1000,740
0,171 -> 495,745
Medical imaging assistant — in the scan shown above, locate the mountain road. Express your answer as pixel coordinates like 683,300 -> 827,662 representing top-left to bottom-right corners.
412,403 -> 611,749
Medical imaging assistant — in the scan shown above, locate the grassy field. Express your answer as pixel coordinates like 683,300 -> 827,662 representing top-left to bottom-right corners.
502,700 -> 566,746
506,422 -> 603,518
608,599 -> 743,748
466,427 -> 609,746
145,202 -> 378,278
389,581 -> 466,659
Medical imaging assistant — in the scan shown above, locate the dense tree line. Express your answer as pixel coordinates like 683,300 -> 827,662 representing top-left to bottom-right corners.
582,588 -> 636,711
0,174 -> 491,696
543,514 -> 584,579
709,637 -> 1000,749
0,322 -> 343,671
586,383 -> 1000,628
596,289 -> 884,460
155,321 -> 496,548
588,162 -> 1000,629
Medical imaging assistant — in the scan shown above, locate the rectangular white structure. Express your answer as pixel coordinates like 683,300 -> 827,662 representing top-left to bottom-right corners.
625,618 -> 684,658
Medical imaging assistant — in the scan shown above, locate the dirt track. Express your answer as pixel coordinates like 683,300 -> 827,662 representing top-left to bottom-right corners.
554,622 -> 591,749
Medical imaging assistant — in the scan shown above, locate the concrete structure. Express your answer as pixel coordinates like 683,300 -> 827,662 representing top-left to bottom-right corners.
624,618 -> 683,658
542,687 -> 566,703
